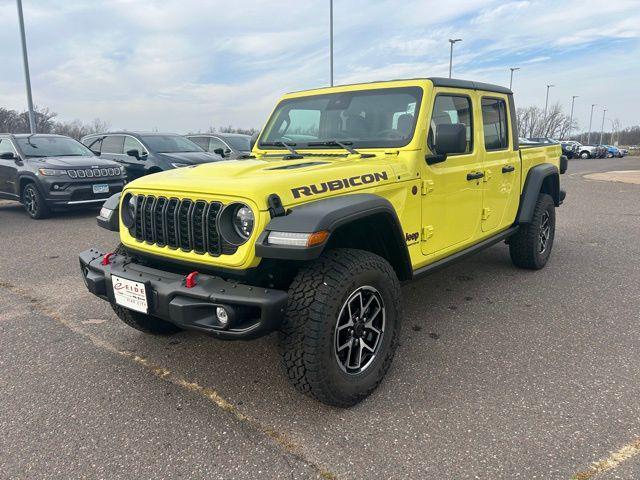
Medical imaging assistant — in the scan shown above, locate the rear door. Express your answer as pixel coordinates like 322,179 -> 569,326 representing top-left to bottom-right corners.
421,91 -> 483,255
479,96 -> 520,232
99,135 -> 125,163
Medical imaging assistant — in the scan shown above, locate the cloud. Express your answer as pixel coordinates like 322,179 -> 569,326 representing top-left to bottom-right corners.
0,0 -> 638,130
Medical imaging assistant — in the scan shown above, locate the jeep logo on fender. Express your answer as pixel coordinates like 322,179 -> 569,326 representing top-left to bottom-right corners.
291,171 -> 389,199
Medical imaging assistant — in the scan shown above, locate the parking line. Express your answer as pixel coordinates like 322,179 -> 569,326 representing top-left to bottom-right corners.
572,438 -> 640,479
0,279 -> 337,480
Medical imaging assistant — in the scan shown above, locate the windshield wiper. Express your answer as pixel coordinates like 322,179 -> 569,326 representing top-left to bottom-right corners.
260,141 -> 304,159
307,140 -> 374,158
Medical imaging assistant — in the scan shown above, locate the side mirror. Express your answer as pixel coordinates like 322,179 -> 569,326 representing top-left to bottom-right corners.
213,148 -> 225,157
426,123 -> 467,165
0,152 -> 16,160
250,132 -> 259,151
126,149 -> 142,159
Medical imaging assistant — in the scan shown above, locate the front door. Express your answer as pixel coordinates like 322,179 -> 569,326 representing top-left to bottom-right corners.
479,96 -> 520,232
0,138 -> 19,198
421,92 -> 483,255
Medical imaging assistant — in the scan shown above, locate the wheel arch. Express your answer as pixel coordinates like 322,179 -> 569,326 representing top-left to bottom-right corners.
255,194 -> 413,281
516,164 -> 560,225
17,174 -> 43,200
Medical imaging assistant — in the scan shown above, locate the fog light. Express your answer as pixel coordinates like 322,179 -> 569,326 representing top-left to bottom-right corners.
216,307 -> 229,326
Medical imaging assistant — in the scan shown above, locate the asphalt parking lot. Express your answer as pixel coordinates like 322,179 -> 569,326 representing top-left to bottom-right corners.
1,155 -> 640,480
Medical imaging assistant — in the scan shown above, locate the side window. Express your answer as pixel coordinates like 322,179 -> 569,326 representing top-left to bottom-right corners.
83,136 -> 102,153
0,138 -> 16,155
123,136 -> 146,155
101,135 -> 125,154
429,95 -> 473,154
481,98 -> 509,151
189,137 -> 210,150
209,137 -> 228,151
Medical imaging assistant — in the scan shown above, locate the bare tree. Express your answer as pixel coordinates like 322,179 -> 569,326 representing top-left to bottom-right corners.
516,102 -> 576,139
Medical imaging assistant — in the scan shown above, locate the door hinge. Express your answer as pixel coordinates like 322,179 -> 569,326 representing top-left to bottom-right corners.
421,180 -> 434,195
422,225 -> 434,241
483,169 -> 492,182
482,207 -> 491,220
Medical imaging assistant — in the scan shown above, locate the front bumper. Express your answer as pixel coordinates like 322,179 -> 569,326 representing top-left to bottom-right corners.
79,248 -> 288,339
41,177 -> 126,208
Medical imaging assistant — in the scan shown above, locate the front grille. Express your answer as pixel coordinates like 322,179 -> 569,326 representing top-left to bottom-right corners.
67,167 -> 121,179
132,194 -> 225,256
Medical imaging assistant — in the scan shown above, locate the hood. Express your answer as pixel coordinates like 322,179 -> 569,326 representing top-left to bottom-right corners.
38,155 -> 120,168
125,153 -> 403,209
156,151 -> 222,164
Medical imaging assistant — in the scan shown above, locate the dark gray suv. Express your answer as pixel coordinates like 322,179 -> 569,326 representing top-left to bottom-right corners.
81,132 -> 222,181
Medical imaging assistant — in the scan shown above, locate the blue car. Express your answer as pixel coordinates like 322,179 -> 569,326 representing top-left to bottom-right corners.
605,145 -> 622,158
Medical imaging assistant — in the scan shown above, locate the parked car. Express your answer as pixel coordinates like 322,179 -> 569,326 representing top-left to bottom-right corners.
81,77 -> 566,407
0,133 -> 126,219
619,148 -> 629,157
604,145 -> 622,158
185,133 -> 252,159
578,144 -> 604,159
560,141 -> 580,159
81,132 -> 222,181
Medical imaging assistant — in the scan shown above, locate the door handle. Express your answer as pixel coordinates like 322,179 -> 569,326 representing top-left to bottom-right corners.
466,171 -> 485,181
502,165 -> 515,173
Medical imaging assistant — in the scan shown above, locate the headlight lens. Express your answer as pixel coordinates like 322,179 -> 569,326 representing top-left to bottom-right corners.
233,205 -> 254,239
121,193 -> 137,228
218,203 -> 254,245
38,168 -> 68,176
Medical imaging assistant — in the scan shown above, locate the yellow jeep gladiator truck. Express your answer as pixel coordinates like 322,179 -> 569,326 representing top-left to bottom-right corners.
80,78 -> 567,407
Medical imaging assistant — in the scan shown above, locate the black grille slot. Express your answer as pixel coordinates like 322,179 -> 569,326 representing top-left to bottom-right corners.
178,200 -> 193,251
155,197 -> 167,246
166,199 -> 179,248
206,202 -> 222,255
131,195 -> 227,256
192,201 -> 207,254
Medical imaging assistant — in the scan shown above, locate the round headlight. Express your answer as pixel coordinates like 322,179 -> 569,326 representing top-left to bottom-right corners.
218,203 -> 254,246
121,193 -> 137,228
233,205 -> 254,239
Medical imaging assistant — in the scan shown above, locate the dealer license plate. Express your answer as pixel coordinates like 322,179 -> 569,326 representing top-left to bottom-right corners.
93,184 -> 109,194
112,275 -> 148,313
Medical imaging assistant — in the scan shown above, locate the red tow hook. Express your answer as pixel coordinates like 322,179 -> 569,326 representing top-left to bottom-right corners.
101,252 -> 115,266
185,271 -> 199,288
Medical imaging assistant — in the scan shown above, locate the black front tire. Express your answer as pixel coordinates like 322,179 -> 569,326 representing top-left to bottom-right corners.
280,249 -> 402,407
22,183 -> 50,219
509,193 -> 556,270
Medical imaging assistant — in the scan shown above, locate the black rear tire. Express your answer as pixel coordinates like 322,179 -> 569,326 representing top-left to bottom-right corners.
22,183 -> 50,219
280,248 -> 402,407
509,193 -> 555,270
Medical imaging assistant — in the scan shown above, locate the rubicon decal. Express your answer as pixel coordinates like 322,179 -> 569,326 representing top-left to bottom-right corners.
291,171 -> 389,199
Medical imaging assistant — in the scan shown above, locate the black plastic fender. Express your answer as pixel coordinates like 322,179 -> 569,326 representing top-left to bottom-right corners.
516,164 -> 560,225
255,193 -> 412,279
96,192 -> 121,231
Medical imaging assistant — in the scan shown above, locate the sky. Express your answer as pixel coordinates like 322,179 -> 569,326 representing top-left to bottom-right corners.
1,0 -> 639,133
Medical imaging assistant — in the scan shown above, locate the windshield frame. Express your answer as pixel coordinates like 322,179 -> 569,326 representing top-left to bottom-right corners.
258,86 -> 424,151
15,136 -> 96,159
139,135 -> 205,154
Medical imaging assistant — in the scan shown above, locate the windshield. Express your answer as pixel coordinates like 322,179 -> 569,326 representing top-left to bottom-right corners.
260,87 -> 422,150
224,136 -> 251,151
16,136 -> 95,158
140,135 -> 204,153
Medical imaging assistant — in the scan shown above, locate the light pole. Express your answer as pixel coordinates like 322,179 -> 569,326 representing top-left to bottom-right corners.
509,67 -> 520,90
544,84 -> 554,117
329,0 -> 333,86
448,38 -> 462,79
587,103 -> 596,145
16,0 -> 36,133
569,95 -> 579,139
599,107 -> 607,145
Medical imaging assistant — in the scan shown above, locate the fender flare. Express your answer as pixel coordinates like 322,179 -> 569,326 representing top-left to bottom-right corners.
255,193 -> 412,279
17,173 -> 44,199
516,164 -> 560,225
